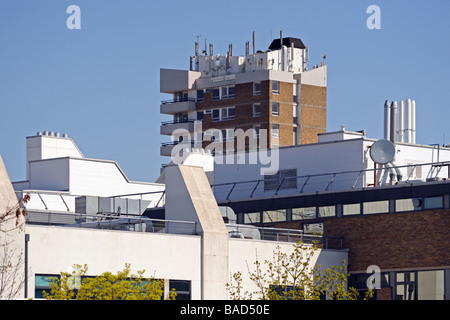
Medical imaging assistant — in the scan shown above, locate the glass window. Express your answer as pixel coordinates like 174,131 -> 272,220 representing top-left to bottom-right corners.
253,103 -> 261,117
169,280 -> 191,300
227,86 -> 235,98
212,109 -> 220,121
212,88 -> 220,100
343,203 -> 360,215
244,212 -> 260,224
318,205 -> 335,217
227,107 -> 235,119
395,198 -> 419,212
196,111 -> 204,121
272,81 -> 279,94
196,90 -> 204,102
264,169 -> 297,191
417,270 -> 445,300
272,124 -> 279,137
292,207 -> 316,220
35,274 -> 56,299
272,102 -> 279,116
363,200 -> 389,214
423,196 -> 443,209
303,223 -> 323,235
253,82 -> 261,95
262,210 -> 287,223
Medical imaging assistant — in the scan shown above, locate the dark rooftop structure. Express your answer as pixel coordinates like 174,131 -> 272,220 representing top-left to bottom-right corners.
268,37 -> 306,50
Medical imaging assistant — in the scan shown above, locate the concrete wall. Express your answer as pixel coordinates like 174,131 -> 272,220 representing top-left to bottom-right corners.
160,68 -> 201,93
228,238 -> 348,298
213,139 -> 367,201
0,155 -> 26,299
25,224 -> 349,300
26,225 -> 203,299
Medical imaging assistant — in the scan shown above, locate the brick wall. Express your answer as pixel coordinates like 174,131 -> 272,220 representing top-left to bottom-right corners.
195,80 -> 327,150
300,84 -> 326,144
277,210 -> 449,272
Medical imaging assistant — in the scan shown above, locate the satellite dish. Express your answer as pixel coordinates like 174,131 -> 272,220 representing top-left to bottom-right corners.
370,139 -> 395,164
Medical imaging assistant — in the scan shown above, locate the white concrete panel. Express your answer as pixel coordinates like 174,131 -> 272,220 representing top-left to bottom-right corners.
29,158 -> 70,191
68,158 -> 164,200
26,225 -> 202,299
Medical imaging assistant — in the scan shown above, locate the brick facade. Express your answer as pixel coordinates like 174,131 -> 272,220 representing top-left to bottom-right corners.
299,84 -> 327,144
194,79 -> 325,151
275,210 -> 449,273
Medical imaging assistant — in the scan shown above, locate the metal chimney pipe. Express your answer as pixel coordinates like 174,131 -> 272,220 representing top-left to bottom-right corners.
405,99 -> 412,143
390,101 -> 397,145
252,31 -> 255,54
397,100 -> 404,142
384,100 -> 391,140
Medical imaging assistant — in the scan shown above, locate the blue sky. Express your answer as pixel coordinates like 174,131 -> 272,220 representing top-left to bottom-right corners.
1,0 -> 449,183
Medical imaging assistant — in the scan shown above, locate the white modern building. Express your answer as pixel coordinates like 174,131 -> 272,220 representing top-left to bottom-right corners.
1,133 -> 347,300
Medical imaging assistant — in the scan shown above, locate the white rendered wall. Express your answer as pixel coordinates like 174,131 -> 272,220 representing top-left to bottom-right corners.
26,225 -> 348,300
26,225 -> 203,299
68,158 -> 164,198
228,239 -> 348,299
213,139 -> 366,201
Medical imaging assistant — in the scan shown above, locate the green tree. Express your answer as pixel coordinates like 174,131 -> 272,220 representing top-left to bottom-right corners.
226,240 -> 373,300
44,263 -> 176,300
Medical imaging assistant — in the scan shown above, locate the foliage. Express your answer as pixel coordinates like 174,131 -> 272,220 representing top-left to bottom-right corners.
226,240 -> 373,300
43,263 -> 177,300
0,194 -> 30,299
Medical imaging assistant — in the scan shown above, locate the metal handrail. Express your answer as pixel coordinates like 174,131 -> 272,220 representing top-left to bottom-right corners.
212,160 -> 450,200
161,97 -> 196,105
25,211 -> 197,235
161,119 -> 195,125
161,141 -> 195,147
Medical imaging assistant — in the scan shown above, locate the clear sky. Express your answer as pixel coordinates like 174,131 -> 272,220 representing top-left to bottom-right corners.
1,0 -> 449,183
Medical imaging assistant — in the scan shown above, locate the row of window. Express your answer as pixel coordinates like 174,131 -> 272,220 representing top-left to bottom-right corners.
196,81 -> 280,102
202,124 -> 280,142
196,102 -> 281,123
350,269 -> 448,300
34,275 -> 191,300
242,196 -> 446,224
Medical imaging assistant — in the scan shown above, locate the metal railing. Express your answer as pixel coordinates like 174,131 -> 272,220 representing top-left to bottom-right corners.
212,160 -> 450,200
161,119 -> 196,126
24,211 -> 342,248
25,211 -> 197,235
161,141 -> 195,147
225,224 -> 343,249
161,97 -> 196,105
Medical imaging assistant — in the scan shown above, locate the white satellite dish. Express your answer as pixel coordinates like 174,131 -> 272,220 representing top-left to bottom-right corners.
370,139 -> 395,164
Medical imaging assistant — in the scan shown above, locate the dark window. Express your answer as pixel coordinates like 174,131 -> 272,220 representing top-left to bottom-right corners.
170,280 -> 191,300
212,88 -> 220,100
264,169 -> 297,191
196,90 -> 204,102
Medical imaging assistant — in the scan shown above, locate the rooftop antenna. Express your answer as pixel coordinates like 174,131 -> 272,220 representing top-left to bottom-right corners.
252,31 -> 255,54
194,34 -> 201,56
203,38 -> 207,55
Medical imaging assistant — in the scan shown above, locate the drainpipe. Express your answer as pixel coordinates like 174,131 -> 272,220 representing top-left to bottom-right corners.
24,233 -> 30,299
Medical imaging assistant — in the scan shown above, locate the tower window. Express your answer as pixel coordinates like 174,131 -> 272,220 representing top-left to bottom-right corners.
272,81 -> 279,94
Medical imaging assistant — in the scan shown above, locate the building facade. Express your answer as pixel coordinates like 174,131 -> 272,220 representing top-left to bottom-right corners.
160,34 -> 327,159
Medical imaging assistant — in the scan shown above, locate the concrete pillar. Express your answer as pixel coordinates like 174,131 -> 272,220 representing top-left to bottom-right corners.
164,164 -> 229,300
0,155 -> 26,299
